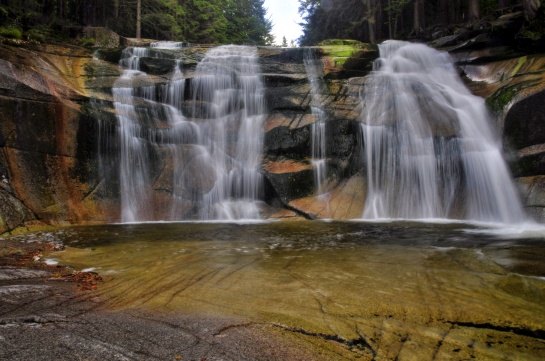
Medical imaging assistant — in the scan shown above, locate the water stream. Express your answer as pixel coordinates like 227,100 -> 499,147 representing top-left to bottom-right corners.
109,44 -> 265,222
191,46 -> 266,220
304,50 -> 328,193
361,41 -> 527,224
106,41 -> 529,225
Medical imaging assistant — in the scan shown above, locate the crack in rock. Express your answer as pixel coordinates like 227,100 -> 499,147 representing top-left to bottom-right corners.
452,321 -> 545,340
271,323 -> 376,354
0,314 -> 68,325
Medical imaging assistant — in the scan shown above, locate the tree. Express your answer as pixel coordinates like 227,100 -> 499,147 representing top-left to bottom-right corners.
136,0 -> 141,38
281,35 -> 287,46
469,0 -> 480,20
224,0 -> 273,45
366,0 -> 377,44
413,0 -> 425,35
385,0 -> 411,38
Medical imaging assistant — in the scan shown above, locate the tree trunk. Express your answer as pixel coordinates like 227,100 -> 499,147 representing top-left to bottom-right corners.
366,0 -> 376,44
469,0 -> 480,20
413,0 -> 425,34
439,0 -> 448,24
376,0 -> 383,42
388,0 -> 393,39
136,0 -> 141,39
114,0 -> 119,18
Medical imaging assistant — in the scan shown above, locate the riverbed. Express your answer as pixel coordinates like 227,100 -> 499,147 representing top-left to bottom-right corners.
23,220 -> 542,360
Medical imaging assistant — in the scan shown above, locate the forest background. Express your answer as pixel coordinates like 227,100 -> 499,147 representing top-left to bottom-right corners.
0,1 -> 542,46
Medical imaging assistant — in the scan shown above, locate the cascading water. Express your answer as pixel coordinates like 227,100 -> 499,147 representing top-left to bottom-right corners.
113,42 -> 199,222
190,46 -> 266,220
110,43 -> 265,222
304,48 -> 330,215
361,40 -> 527,224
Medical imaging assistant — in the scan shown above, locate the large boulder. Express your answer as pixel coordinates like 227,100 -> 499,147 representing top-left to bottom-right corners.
0,42 -> 117,232
450,33 -> 545,220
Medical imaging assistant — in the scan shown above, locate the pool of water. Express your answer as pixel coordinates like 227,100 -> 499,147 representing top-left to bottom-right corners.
13,220 -> 545,359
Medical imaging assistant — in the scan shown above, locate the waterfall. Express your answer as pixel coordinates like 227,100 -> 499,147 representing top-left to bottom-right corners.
110,43 -> 265,222
304,48 -> 331,215
191,45 -> 266,220
361,40 -> 527,224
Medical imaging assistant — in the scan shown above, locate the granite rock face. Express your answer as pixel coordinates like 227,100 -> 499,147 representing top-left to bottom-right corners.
440,20 -> 545,221
0,43 -> 118,232
259,44 -> 372,218
0,41 -> 376,229
1,32 -> 544,228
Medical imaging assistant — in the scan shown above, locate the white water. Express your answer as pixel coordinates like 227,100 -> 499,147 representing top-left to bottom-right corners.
191,46 -> 266,220
361,41 -> 527,224
304,48 -> 331,215
111,44 -> 265,222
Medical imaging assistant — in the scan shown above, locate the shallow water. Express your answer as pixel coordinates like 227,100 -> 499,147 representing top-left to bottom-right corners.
33,221 -> 545,359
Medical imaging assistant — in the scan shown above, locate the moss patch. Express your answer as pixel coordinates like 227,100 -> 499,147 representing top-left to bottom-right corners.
0,26 -> 22,39
510,56 -> 527,77
487,86 -> 517,113
317,39 -> 378,77
318,40 -> 367,68
486,79 -> 540,113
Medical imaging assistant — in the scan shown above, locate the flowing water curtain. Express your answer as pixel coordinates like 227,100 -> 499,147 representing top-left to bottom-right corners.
112,43 -> 202,222
361,40 -> 527,223
190,45 -> 266,220
303,47 -> 331,216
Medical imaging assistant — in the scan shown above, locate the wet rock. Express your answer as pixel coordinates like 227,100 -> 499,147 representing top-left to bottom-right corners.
264,125 -> 312,159
516,175 -> 545,221
504,90 -> 545,150
138,57 -> 178,75
0,189 -> 35,233
0,43 -> 109,230
82,27 -> 120,48
289,174 -> 366,219
263,160 -> 315,204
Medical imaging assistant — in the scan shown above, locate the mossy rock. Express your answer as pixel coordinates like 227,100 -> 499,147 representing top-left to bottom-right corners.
83,27 -> 120,48
317,40 -> 378,79
94,48 -> 124,64
318,39 -> 364,46
486,79 -> 539,114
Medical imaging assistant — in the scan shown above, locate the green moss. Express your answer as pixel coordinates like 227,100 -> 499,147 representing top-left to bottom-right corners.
487,86 -> 517,112
487,79 -> 540,113
25,27 -> 48,43
318,39 -> 363,46
81,37 -> 96,48
510,56 -> 527,77
319,44 -> 361,69
520,30 -> 543,41
0,26 -> 22,39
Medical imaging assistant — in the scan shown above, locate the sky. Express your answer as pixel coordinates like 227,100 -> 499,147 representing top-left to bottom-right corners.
263,0 -> 303,46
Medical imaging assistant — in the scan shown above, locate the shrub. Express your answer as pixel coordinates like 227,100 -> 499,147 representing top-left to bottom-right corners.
0,26 -> 22,39
25,27 -> 48,42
